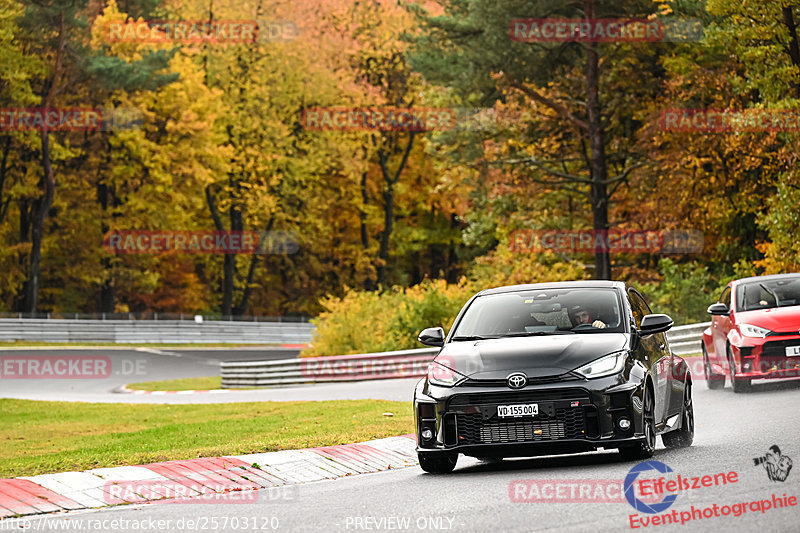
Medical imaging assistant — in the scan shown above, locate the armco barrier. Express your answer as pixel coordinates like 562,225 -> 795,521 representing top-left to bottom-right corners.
219,322 -> 709,388
221,348 -> 439,387
667,321 -> 709,356
0,318 -> 314,344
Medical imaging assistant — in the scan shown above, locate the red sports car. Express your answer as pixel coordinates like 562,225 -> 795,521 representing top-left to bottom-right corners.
701,273 -> 800,392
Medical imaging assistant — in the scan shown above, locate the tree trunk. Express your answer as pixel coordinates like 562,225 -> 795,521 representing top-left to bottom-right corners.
205,185 -> 235,316
25,131 -> 56,313
376,132 -> 416,287
584,0 -> 611,280
377,184 -> 394,286
782,6 -> 800,99
234,217 -> 274,315
0,136 -> 11,225
24,10 -> 66,313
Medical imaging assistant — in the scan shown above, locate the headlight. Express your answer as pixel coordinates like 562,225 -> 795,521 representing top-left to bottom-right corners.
574,351 -> 627,379
427,361 -> 467,387
738,323 -> 773,338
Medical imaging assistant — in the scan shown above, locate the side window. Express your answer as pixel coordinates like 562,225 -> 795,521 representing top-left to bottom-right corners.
720,286 -> 731,308
632,290 -> 653,314
627,289 -> 646,328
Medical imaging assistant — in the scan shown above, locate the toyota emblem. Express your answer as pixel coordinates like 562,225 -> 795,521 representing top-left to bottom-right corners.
507,373 -> 527,389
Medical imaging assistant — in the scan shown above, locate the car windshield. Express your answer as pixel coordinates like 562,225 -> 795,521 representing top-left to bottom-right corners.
451,288 -> 625,338
737,277 -> 800,312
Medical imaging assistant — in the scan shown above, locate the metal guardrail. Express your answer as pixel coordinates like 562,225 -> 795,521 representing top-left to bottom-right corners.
667,322 -> 709,356
0,318 -> 314,344
0,312 -> 310,322
220,322 -> 710,388
221,348 -> 439,388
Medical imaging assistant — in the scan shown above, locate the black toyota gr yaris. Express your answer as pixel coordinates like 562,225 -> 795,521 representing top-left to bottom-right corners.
413,281 -> 694,474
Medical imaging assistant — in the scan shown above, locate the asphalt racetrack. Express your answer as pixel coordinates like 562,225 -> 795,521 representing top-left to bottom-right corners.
4,347 -> 800,532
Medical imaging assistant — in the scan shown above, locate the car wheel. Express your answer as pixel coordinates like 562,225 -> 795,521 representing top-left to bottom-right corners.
703,344 -> 725,390
662,384 -> 694,448
418,453 -> 457,474
727,346 -> 751,393
619,387 -> 656,461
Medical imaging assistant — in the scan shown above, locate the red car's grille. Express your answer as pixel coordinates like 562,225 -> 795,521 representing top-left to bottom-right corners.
761,339 -> 800,358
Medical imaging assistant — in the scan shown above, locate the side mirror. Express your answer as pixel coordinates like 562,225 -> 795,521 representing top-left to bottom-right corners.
707,303 -> 729,316
639,314 -> 673,336
418,327 -> 445,347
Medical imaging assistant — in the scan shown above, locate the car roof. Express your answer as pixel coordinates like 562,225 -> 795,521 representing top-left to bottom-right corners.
733,273 -> 800,285
477,280 -> 626,296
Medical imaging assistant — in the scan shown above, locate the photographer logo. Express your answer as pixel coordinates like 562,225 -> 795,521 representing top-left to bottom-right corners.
753,445 -> 793,482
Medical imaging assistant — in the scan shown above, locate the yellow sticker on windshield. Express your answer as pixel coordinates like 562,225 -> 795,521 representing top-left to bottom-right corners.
524,299 -> 533,304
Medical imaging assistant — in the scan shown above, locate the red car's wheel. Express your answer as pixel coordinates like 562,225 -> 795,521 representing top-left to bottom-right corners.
727,346 -> 751,393
702,344 -> 725,390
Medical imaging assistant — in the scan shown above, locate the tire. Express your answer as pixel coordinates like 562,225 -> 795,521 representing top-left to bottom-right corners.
418,453 -> 457,474
703,344 -> 725,390
619,387 -> 656,461
662,384 -> 694,448
727,347 -> 751,393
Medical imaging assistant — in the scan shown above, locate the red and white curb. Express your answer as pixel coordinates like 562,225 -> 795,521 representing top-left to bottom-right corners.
0,435 -> 417,518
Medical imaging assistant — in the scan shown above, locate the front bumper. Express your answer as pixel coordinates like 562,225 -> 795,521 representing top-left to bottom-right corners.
414,376 -> 645,456
732,335 -> 800,379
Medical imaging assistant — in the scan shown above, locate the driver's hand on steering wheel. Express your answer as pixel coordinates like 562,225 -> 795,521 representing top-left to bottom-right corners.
592,320 -> 606,329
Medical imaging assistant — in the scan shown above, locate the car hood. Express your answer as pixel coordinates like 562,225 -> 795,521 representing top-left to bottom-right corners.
736,306 -> 800,333
435,333 -> 629,379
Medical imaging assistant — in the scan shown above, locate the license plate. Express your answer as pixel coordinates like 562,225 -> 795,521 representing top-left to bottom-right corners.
786,346 -> 800,357
497,403 -> 538,418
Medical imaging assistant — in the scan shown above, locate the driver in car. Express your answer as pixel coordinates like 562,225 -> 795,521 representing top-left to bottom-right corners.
569,304 -> 606,329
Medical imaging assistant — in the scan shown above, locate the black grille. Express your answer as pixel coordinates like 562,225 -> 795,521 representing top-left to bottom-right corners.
455,408 -> 586,445
464,375 -> 579,387
761,339 -> 800,358
448,389 -> 589,406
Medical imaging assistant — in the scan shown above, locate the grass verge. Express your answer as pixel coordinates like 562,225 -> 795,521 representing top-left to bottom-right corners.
0,399 -> 412,478
125,376 -> 223,391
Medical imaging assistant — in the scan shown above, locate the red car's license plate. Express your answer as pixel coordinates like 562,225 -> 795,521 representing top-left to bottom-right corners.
786,346 -> 800,357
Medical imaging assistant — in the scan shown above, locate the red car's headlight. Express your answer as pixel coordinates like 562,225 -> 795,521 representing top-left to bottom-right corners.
738,323 -> 773,338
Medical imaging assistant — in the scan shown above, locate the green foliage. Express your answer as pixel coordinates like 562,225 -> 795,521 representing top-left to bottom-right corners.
640,258 -> 717,325
0,0 -> 798,322
304,251 -> 587,356
303,280 -> 475,356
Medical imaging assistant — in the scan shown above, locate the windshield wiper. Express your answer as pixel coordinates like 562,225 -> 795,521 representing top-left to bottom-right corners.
450,335 -> 500,341
759,283 -> 780,307
500,331 -> 575,338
